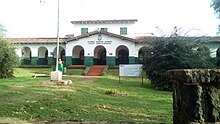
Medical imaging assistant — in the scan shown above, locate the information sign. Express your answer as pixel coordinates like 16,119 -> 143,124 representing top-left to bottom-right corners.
119,64 -> 144,85
119,64 -> 143,76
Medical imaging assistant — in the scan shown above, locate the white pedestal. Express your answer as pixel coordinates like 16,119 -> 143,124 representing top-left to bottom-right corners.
50,71 -> 62,81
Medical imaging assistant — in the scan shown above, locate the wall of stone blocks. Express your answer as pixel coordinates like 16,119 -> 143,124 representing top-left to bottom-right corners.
167,69 -> 220,124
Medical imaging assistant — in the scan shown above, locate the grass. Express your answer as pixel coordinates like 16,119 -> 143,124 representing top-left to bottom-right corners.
0,68 -> 173,123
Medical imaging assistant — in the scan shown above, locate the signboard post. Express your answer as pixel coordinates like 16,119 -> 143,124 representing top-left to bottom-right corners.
119,64 -> 144,86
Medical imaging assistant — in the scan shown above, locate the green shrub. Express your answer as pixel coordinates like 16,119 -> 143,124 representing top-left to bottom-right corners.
0,39 -> 18,78
105,89 -> 117,95
143,36 -> 215,91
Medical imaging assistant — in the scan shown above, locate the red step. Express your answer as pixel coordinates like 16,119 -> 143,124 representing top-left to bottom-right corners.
86,66 -> 107,76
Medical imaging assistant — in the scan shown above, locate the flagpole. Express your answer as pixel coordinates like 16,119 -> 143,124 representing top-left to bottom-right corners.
55,0 -> 60,72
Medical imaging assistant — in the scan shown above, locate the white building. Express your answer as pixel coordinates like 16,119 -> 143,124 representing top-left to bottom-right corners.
8,19 -> 149,67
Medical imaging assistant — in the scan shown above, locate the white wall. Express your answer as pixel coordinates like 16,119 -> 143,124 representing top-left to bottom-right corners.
72,23 -> 136,38
66,33 -> 137,57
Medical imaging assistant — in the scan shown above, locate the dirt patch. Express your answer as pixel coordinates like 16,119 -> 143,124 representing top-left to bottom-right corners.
106,92 -> 128,97
105,89 -> 128,97
0,117 -> 31,124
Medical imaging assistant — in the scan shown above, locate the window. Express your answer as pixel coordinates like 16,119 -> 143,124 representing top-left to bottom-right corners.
120,27 -> 127,35
81,28 -> 88,35
101,28 -> 108,32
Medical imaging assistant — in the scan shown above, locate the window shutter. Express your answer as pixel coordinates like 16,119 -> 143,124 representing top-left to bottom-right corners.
101,28 -> 108,32
120,27 -> 127,35
81,28 -> 88,35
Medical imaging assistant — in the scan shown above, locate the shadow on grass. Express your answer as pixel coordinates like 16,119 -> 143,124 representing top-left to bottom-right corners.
95,76 -> 152,90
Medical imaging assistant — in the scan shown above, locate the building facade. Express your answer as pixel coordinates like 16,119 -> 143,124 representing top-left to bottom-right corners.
7,19 -> 220,67
8,19 -> 148,67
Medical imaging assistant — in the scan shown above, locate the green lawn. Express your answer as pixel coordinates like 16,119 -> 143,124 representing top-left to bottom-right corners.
0,68 -> 173,124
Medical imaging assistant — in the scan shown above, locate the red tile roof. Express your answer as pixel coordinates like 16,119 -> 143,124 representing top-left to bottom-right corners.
6,38 -> 67,44
134,36 -> 157,43
71,19 -> 138,24
133,36 -> 220,43
7,32 -> 219,44
205,36 -> 220,42
6,31 -> 137,44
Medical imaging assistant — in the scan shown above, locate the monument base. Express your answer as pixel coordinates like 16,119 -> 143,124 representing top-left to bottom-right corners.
50,71 -> 62,81
42,80 -> 72,85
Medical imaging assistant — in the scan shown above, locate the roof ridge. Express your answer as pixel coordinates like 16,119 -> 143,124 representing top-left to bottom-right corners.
71,19 -> 138,24
67,30 -> 135,43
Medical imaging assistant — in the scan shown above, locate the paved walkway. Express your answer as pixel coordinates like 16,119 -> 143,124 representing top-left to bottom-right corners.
87,66 -> 106,76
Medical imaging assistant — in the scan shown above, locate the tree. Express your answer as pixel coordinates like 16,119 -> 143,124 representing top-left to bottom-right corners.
211,0 -> 220,31
211,0 -> 220,18
0,25 -> 18,78
143,30 -> 215,91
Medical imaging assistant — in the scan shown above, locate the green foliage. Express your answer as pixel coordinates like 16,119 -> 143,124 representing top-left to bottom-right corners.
0,39 -> 18,78
211,0 -> 220,31
211,0 -> 220,18
105,88 -> 117,95
143,36 -> 215,91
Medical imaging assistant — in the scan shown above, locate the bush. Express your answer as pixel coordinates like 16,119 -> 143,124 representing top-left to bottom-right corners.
143,36 -> 215,91
105,89 -> 117,95
0,39 -> 18,78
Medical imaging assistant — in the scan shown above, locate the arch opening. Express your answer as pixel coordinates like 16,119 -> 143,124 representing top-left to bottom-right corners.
138,47 -> 147,64
94,46 -> 106,65
52,46 -> 65,65
21,47 -> 31,65
72,45 -> 84,65
37,46 -> 48,65
116,45 -> 129,65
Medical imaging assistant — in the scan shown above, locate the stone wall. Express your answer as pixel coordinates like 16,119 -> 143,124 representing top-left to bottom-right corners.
167,69 -> 220,124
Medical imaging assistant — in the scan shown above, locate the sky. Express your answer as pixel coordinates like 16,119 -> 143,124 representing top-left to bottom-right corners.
0,0 -> 219,38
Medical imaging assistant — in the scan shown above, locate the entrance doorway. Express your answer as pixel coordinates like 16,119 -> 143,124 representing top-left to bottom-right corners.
118,49 -> 129,64
94,46 -> 106,65
99,49 -> 106,65
116,45 -> 129,65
